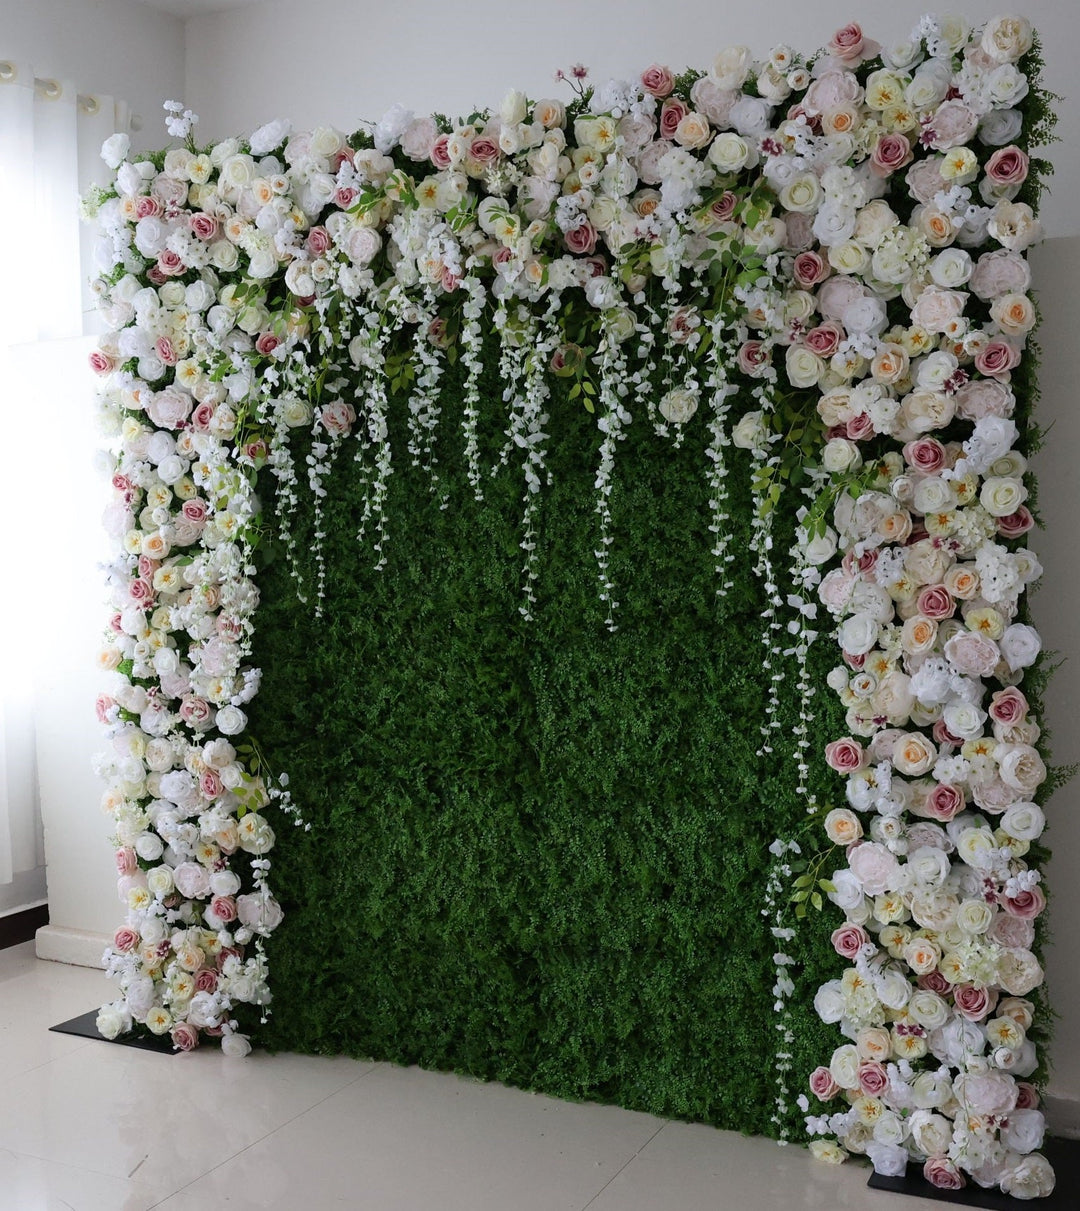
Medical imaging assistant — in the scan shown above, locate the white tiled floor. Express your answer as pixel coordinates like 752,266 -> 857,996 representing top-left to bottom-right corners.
0,940 -> 946,1211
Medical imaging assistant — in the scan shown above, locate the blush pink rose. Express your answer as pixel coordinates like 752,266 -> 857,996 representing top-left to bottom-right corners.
189,212 -> 219,241
255,332 -> 279,356
147,386 -> 194,430
846,412 -> 875,442
827,23 -> 880,65
831,924 -> 870,959
179,696 -> 213,728
954,983 -> 997,1022
919,971 -> 952,995
191,401 -> 216,432
997,507 -> 1034,538
925,783 -> 965,822
182,499 -> 208,524
924,1158 -> 965,1190
804,322 -> 843,357
989,914 -> 1035,950
113,927 -> 139,952
903,437 -> 947,474
1016,1082 -> 1040,1110
96,694 -> 116,723
171,1022 -> 200,1051
430,135 -> 452,169
990,687 -> 1029,727
89,350 -> 116,375
641,64 -> 675,98
809,1066 -> 840,1100
564,222 -> 598,255
335,186 -> 357,208
910,287 -> 968,334
857,1061 -> 889,1096
157,249 -> 185,277
137,556 -> 159,580
871,133 -> 913,177
804,71 -> 863,117
194,968 -> 219,993
933,719 -> 963,748
710,191 -> 738,223
793,251 -> 829,288
848,842 -> 899,896
737,340 -> 772,377
1002,887 -> 1046,920
156,337 -> 178,365
659,97 -> 688,139
825,736 -> 867,774
986,146 -> 1029,186
320,400 -> 356,436
210,895 -> 238,923
306,226 -> 331,255
907,159 -> 948,205
975,340 -> 1022,378
200,770 -> 223,799
917,585 -> 955,621
467,136 -> 500,165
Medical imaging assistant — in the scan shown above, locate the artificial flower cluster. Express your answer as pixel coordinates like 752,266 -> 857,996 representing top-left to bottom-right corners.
87,15 -> 1052,1195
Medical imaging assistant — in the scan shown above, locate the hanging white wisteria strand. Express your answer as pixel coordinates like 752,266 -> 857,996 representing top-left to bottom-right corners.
764,836 -> 804,1143
85,16 -> 1058,1200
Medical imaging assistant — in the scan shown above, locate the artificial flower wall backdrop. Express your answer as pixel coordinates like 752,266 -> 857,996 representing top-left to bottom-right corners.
88,13 -> 1061,1199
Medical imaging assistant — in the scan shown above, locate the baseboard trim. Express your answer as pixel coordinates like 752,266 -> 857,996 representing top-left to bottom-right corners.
0,902 -> 49,949
1046,1094 -> 1080,1140
34,925 -> 109,969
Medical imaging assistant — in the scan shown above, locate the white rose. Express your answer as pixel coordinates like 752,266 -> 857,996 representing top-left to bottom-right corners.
712,45 -> 753,90
909,990 -> 949,1031
829,1044 -> 861,1089
96,1001 -> 131,1040
221,1030 -> 253,1058
786,345 -> 825,388
866,1144 -> 909,1178
956,899 -> 994,934
659,388 -> 698,425
838,613 -> 879,656
912,477 -> 954,515
980,476 -> 1026,517
1002,1109 -> 1045,1156
997,744 -> 1046,794
824,438 -> 862,474
876,968 -> 912,1011
979,109 -> 1024,147
815,979 -> 846,1024
1002,802 -> 1045,842
731,410 -> 766,450
215,705 -> 247,735
929,248 -> 972,289
942,700 -> 987,740
999,624 -> 1041,671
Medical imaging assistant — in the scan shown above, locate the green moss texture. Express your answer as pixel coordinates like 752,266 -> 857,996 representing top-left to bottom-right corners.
248,351 -> 846,1135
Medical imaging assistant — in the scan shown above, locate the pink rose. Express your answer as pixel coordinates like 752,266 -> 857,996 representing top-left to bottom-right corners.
953,379 -> 1014,421
430,135 -> 452,169
96,694 -> 116,724
190,401 -> 215,432
925,783 -> 965,823
1002,887 -> 1046,920
924,1158 -> 966,1190
846,412 -> 875,442
954,983 -> 997,1022
933,718 -> 962,748
564,222 -> 598,255
641,64 -> 675,98
917,585 -> 955,621
171,1022 -> 200,1051
255,332 -> 279,356
189,212 -> 219,241
825,737 -> 866,773
857,1061 -> 889,1096
990,687 -> 1029,727
157,249 -> 185,277
194,968 -> 219,993
113,927 -> 139,952
736,340 -> 772,377
919,971 -> 952,995
831,924 -> 870,959
793,251 -> 829,288
816,275 -> 869,321
986,146 -> 1029,186
156,337 -> 178,365
975,340 -> 1022,378
828,23 -> 880,65
306,226 -> 331,255
467,136 -> 500,166
1016,1082 -> 1040,1110
182,499 -> 208,525
335,186 -> 357,208
970,250 -> 1031,301
659,98 -> 688,139
944,630 -> 1000,677
903,437 -> 947,474
997,507 -> 1034,539
89,350 -> 116,375
871,133 -> 913,177
135,194 -> 162,220
200,770 -> 223,800
926,101 -> 979,150
179,696 -> 213,729
129,578 -> 154,605
210,895 -> 238,923
804,323 -> 843,357
710,191 -> 738,223
809,1066 -> 840,1101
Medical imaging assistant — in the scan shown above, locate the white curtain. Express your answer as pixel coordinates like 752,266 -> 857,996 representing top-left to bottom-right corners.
0,59 -> 128,904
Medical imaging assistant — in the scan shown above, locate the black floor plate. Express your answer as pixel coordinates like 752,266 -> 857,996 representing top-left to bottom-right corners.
50,1009 -> 177,1053
867,1136 -> 1078,1207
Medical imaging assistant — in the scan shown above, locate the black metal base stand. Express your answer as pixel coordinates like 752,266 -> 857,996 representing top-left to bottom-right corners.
50,1009 -> 177,1053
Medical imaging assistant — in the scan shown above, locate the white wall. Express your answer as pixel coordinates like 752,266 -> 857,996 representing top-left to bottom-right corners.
5,0 -> 185,956
186,0 -> 1077,238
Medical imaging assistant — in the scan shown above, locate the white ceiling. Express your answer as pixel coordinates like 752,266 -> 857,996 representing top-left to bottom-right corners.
131,0 -> 266,18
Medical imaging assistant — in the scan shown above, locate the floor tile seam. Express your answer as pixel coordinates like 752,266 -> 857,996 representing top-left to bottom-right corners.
578,1120 -> 669,1211
0,1038 -> 95,1082
143,1062 -> 379,1209
0,1142 -> 150,1190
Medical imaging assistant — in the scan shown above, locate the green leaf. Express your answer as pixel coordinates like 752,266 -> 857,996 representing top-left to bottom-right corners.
810,892 -> 823,911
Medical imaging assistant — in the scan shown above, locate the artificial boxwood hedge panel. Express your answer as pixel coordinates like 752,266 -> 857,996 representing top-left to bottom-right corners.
248,348 -> 844,1134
